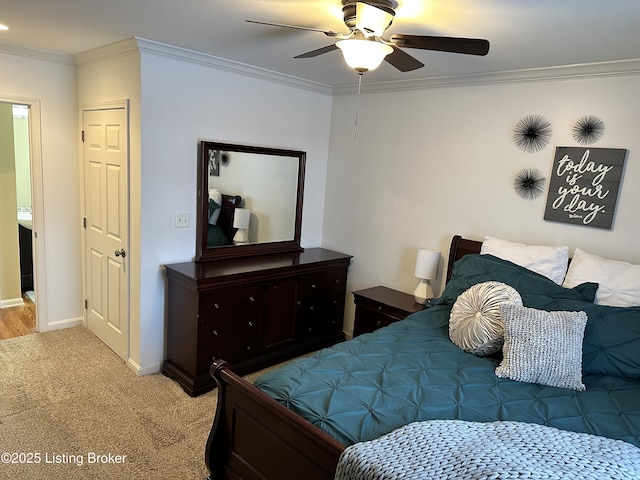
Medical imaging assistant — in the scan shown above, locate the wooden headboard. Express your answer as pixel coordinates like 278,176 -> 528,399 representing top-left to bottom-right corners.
446,235 -> 482,283
217,194 -> 242,243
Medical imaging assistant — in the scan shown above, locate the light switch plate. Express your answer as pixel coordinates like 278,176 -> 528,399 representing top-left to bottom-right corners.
175,213 -> 190,228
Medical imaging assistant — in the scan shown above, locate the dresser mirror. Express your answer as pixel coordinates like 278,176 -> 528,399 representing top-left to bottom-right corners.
196,141 -> 305,261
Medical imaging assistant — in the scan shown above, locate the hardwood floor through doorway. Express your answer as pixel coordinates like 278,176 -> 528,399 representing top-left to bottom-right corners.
0,293 -> 36,340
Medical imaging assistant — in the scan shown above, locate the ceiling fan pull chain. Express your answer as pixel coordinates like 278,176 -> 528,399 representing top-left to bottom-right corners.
353,73 -> 363,142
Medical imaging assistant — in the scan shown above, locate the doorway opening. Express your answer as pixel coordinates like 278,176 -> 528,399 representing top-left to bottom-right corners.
0,102 -> 36,340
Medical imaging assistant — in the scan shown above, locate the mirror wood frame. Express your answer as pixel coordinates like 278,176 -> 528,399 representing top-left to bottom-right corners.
195,141 -> 305,262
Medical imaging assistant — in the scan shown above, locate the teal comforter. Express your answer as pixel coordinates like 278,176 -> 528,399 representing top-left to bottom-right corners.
255,254 -> 640,448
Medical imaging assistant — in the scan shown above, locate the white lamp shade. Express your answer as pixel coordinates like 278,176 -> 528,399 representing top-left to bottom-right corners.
414,248 -> 440,280
233,208 -> 250,229
336,39 -> 393,72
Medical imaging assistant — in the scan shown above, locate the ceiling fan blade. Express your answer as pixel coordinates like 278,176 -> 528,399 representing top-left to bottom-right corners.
390,34 -> 490,56
294,44 -> 339,59
246,20 -> 342,37
384,46 -> 424,72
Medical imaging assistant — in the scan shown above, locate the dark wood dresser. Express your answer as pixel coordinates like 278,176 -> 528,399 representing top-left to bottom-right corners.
163,248 -> 352,396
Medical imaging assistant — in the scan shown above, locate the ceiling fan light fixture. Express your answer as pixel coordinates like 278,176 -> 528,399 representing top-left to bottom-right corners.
336,39 -> 393,73
354,2 -> 394,37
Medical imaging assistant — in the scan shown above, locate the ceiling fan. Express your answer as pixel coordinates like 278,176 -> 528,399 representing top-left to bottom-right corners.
247,0 -> 490,74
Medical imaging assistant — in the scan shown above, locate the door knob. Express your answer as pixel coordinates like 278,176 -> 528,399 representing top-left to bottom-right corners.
114,249 -> 126,258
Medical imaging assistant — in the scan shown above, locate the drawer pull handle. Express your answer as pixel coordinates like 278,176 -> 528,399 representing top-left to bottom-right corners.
248,321 -> 254,328
248,296 -> 256,303
377,306 -> 383,311
245,346 -> 252,352
212,330 -> 219,337
214,303 -> 220,310
311,284 -> 317,289
376,320 -> 382,327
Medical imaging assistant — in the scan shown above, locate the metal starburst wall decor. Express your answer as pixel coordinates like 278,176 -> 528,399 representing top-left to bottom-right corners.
514,168 -> 546,200
513,115 -> 552,153
572,115 -> 605,145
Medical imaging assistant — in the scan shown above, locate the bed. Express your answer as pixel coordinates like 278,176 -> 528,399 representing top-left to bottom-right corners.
204,235 -> 640,480
207,193 -> 242,246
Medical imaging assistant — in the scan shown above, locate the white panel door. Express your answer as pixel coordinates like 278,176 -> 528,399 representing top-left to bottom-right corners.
83,106 -> 129,360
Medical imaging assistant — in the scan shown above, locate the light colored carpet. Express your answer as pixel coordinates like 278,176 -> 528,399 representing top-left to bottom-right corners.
0,326 -> 273,480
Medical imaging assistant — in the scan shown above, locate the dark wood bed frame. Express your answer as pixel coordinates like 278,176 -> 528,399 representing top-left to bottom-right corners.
217,194 -> 242,245
204,235 -> 482,480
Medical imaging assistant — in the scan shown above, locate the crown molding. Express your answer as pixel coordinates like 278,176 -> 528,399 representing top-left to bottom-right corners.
135,38 -> 334,95
74,38 -> 140,65
0,41 -> 74,65
7,36 -> 640,96
75,37 -> 333,96
332,58 -> 640,95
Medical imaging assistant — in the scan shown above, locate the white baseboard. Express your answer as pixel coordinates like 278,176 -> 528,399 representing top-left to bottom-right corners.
43,316 -> 84,331
127,357 -> 162,376
0,297 -> 25,309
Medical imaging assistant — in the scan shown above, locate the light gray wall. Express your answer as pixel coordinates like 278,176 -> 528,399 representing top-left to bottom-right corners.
324,73 -> 640,334
0,50 -> 80,329
135,46 -> 333,371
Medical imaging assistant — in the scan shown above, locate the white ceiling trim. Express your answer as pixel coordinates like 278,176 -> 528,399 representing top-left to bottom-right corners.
79,38 -> 640,97
9,36 -> 640,97
75,37 -> 334,96
333,58 -> 640,95
135,38 -> 335,96
0,41 -> 74,65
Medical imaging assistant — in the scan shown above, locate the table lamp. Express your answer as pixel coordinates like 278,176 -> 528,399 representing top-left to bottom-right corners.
232,208 -> 250,244
414,248 -> 440,304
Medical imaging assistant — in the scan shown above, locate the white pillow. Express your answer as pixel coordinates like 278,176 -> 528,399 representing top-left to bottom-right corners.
208,188 -> 222,225
449,281 -> 523,357
481,236 -> 569,285
495,304 -> 587,391
563,248 -> 640,307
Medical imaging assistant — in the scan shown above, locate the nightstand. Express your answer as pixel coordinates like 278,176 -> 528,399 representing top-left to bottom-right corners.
352,286 -> 427,336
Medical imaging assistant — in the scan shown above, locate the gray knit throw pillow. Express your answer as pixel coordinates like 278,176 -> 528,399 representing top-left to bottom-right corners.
495,304 -> 587,391
449,281 -> 522,356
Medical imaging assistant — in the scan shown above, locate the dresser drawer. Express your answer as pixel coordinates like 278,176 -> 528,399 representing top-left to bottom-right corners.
354,307 -> 399,334
199,285 -> 262,321
297,269 -> 346,297
198,315 -> 260,349
198,336 -> 262,374
353,286 -> 426,336
296,268 -> 347,339
356,298 -> 410,322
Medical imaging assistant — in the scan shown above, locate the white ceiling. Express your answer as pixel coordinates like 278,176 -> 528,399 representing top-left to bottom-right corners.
2,0 -> 640,88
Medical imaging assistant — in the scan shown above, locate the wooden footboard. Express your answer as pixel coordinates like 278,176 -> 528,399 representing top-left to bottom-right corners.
205,360 -> 345,480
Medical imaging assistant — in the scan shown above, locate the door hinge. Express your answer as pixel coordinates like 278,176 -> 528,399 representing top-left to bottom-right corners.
81,130 -> 85,143
83,217 -> 87,229
84,299 -> 88,309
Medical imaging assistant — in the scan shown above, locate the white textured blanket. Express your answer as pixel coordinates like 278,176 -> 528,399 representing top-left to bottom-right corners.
334,420 -> 640,480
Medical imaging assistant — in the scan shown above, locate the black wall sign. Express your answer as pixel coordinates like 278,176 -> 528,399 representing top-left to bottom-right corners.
544,146 -> 627,229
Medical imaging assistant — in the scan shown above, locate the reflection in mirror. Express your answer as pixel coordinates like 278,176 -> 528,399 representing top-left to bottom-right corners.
196,142 -> 305,262
209,150 -> 298,244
